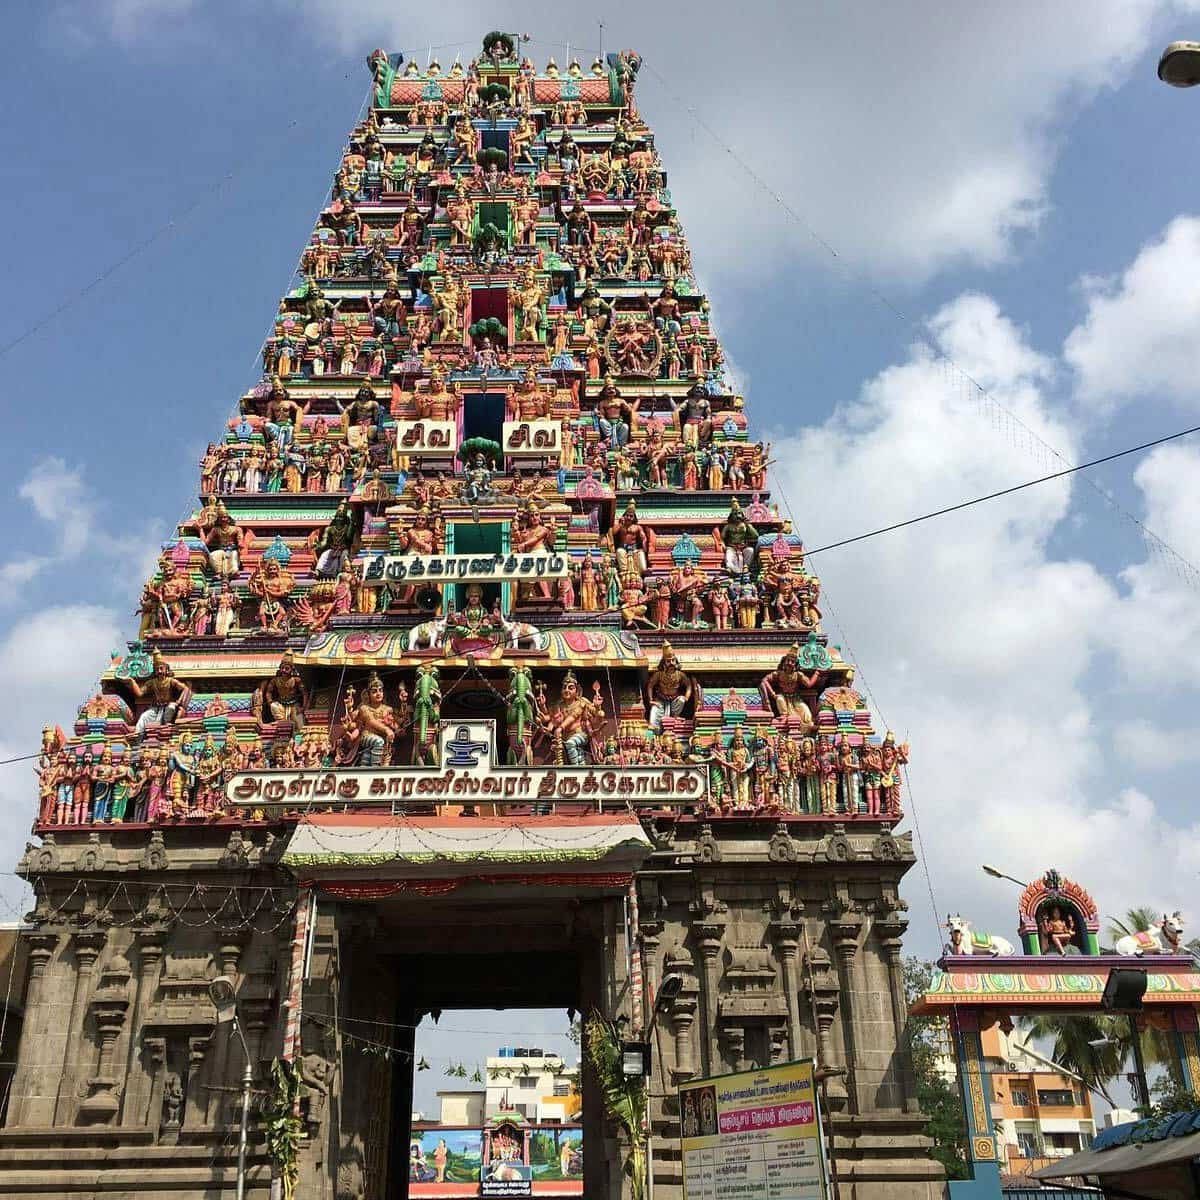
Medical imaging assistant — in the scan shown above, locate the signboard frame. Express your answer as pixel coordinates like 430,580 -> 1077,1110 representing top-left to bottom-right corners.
678,1057 -> 830,1200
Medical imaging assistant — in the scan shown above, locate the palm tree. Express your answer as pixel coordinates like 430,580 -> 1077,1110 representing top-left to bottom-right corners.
1105,908 -> 1200,1088
1019,1013 -> 1128,1105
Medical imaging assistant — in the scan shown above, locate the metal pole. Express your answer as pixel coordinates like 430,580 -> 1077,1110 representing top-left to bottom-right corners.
1129,1015 -> 1150,1113
233,1016 -> 252,1200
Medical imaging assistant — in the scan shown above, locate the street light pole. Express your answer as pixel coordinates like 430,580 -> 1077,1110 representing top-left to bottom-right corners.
1128,1015 -> 1151,1114
981,864 -> 1029,889
209,975 -> 253,1200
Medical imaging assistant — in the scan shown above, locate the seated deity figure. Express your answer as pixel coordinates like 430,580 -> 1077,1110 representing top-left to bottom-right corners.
713,499 -> 759,576
536,671 -> 606,766
200,501 -> 252,580
759,643 -> 820,730
129,651 -> 192,738
262,651 -> 308,727
595,377 -> 639,448
646,643 -> 695,733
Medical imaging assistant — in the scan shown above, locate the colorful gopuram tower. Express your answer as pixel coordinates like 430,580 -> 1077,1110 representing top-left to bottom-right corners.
2,33 -> 942,1199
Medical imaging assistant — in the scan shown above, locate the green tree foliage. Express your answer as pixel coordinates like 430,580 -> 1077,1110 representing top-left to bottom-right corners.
903,958 -> 969,1180
584,1013 -> 646,1200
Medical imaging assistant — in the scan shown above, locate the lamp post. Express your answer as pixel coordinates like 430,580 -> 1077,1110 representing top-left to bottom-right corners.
209,975 -> 253,1200
1159,41 -> 1200,87
621,974 -> 685,1200
981,864 -> 1028,889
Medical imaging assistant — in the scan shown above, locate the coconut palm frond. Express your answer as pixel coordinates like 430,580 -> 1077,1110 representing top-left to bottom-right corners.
585,1013 -> 646,1200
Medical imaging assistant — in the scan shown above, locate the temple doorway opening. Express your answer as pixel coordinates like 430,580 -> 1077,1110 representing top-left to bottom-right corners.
407,1007 -> 583,1198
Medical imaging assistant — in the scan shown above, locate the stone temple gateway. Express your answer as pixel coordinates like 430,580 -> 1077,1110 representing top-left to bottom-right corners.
0,32 -> 943,1199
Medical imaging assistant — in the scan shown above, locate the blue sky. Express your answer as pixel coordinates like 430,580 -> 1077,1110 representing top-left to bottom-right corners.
2,0 -> 1200,1103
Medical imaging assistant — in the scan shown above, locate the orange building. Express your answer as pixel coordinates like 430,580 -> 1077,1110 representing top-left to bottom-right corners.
980,1026 -> 1096,1179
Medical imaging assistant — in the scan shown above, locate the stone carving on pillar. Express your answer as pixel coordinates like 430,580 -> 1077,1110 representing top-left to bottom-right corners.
873,894 -> 920,1113
77,954 -> 133,1124
694,824 -> 721,863
219,829 -> 253,869
718,946 -> 786,1071
801,941 -> 846,1110
767,823 -> 797,863
140,830 -> 169,871
824,897 -> 863,1112
76,832 -> 108,873
54,926 -> 108,1124
768,887 -> 804,1063
689,887 -> 727,1077
662,941 -> 699,1083
818,823 -> 855,863
6,930 -> 60,1127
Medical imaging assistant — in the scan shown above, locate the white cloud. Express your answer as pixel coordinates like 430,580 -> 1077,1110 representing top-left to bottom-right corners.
1115,719 -> 1200,770
0,605 -> 122,895
1112,441 -> 1200,681
18,458 -> 90,557
2,458 -> 166,605
771,291 -> 1200,952
52,1 -> 1191,284
1065,216 -> 1200,414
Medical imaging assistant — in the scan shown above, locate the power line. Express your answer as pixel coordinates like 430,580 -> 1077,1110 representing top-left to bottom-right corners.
803,423 -> 1200,559
638,59 -> 1200,586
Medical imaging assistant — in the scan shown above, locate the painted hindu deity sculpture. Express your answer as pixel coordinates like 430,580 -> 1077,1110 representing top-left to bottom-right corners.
33,33 -> 908,829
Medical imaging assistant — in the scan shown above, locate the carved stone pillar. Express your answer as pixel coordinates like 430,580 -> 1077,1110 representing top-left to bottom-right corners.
802,942 -> 847,1111
7,931 -> 59,1127
122,927 -> 169,1127
53,927 -> 107,1124
207,939 -> 248,1123
669,997 -> 698,1082
183,1035 -> 212,1128
828,910 -> 863,1113
693,920 -> 725,1076
77,955 -> 132,1125
723,1024 -> 746,1073
875,908 -> 919,1113
770,918 -> 802,1061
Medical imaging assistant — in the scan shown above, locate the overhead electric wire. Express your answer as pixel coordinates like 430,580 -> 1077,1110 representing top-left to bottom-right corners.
802,423 -> 1200,559
638,57 -> 1200,587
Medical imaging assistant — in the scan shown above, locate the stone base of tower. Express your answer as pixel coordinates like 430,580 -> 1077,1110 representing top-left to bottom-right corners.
0,818 -> 945,1200
0,1133 -> 273,1197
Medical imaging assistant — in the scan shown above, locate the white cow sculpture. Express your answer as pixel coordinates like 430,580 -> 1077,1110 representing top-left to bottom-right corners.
1114,911 -> 1186,957
946,913 -> 1015,958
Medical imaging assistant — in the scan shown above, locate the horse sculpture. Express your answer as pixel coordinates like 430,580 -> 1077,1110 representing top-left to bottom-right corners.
1114,912 -> 1186,956
946,913 -> 1015,957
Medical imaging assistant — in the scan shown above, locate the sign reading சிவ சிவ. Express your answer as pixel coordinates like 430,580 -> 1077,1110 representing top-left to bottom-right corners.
362,552 -> 568,584
679,1059 -> 829,1200
224,719 -> 708,810
503,419 -> 561,457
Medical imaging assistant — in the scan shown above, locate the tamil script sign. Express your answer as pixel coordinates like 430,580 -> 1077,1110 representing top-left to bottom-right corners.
503,419 -> 560,457
393,420 -> 456,453
362,552 -> 568,583
679,1059 -> 828,1200
225,720 -> 708,810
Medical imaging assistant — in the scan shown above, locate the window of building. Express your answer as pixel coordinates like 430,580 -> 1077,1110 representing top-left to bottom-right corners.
553,1083 -> 571,1097
1044,1131 -> 1081,1151
1037,1089 -> 1076,1106
1015,1132 -> 1040,1157
516,1076 -> 538,1089
1010,1087 -> 1030,1107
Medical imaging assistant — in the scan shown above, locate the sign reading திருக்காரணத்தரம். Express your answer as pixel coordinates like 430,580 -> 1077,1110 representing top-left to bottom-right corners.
679,1058 -> 829,1200
223,719 -> 709,809
362,551 -> 568,583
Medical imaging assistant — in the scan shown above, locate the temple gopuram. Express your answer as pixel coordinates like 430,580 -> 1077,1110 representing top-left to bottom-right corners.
1,33 -> 942,1199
